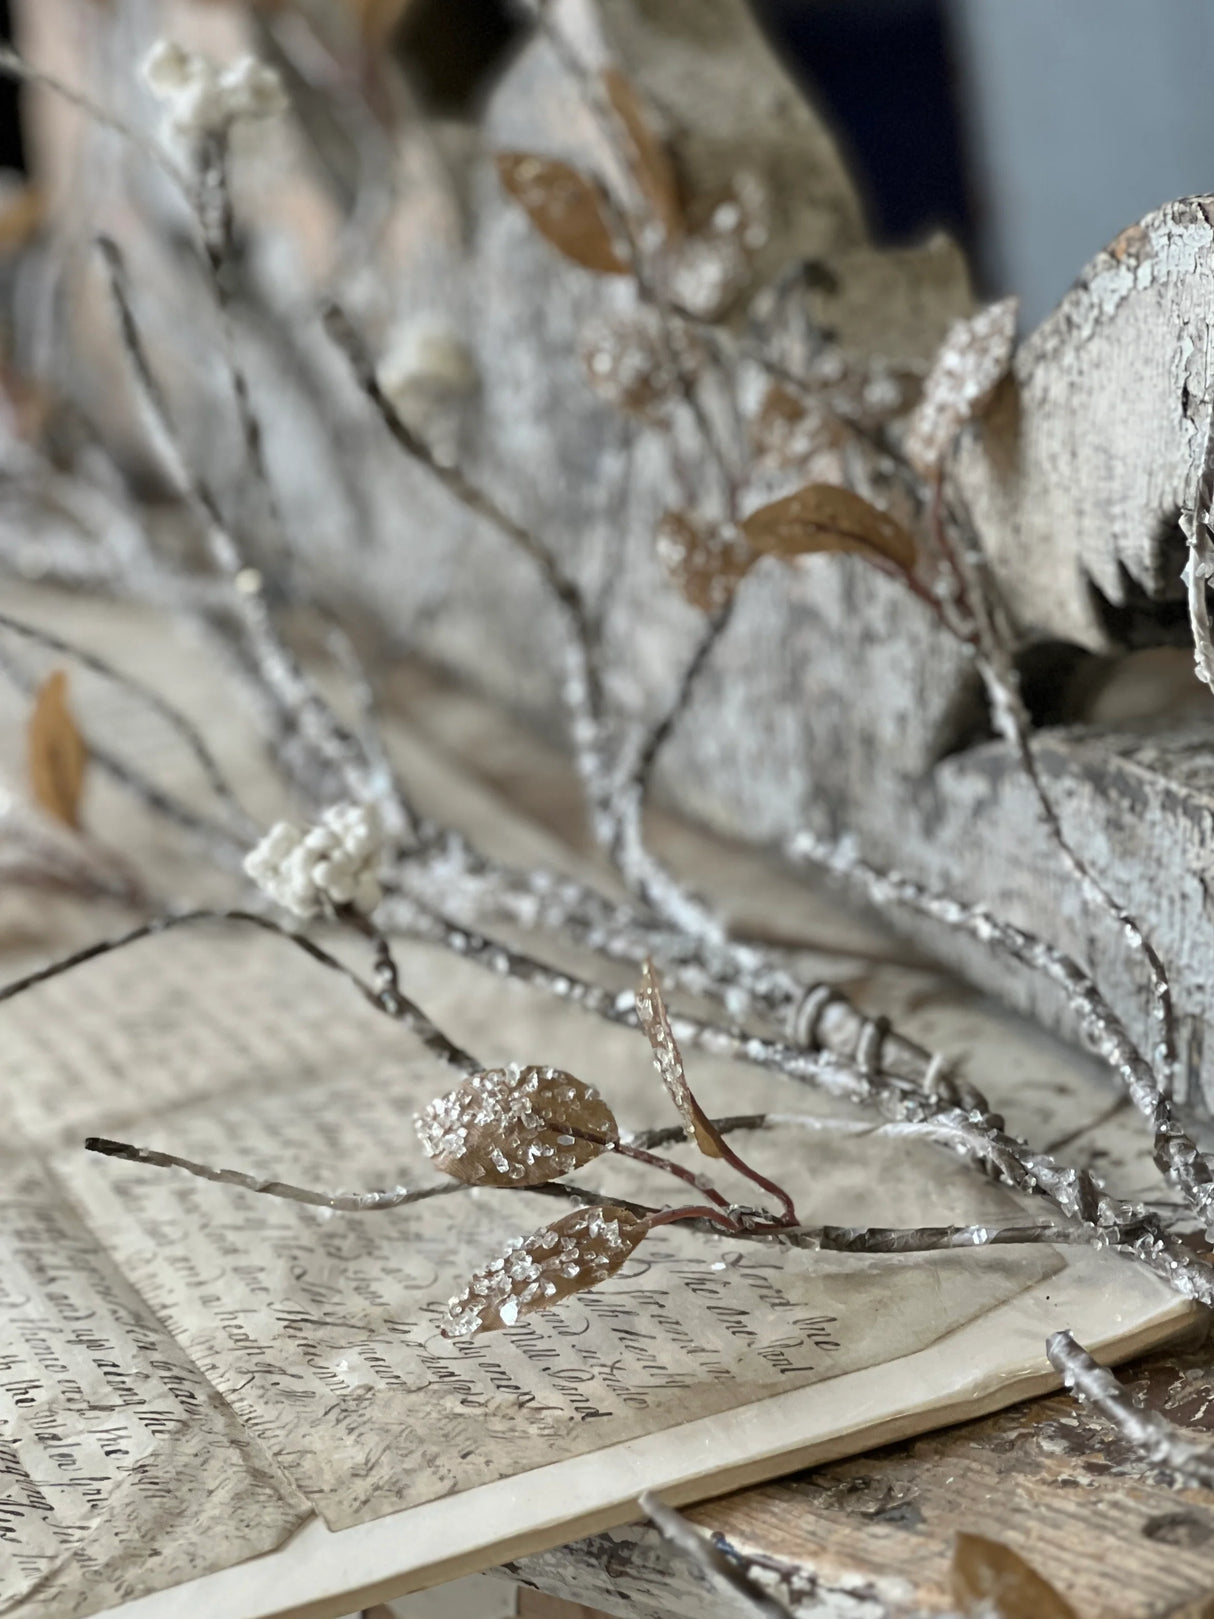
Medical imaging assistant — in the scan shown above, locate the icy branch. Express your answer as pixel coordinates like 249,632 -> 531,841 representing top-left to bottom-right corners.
1048,1330 -> 1214,1489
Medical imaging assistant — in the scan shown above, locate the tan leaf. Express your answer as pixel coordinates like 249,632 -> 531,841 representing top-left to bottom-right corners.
951,1533 -> 1078,1619
28,670 -> 87,831
741,483 -> 916,573
0,187 -> 44,257
442,1204 -> 649,1337
635,960 -> 724,1159
602,68 -> 682,242
415,1065 -> 618,1188
904,296 -> 1019,477
656,510 -> 754,613
496,153 -> 628,276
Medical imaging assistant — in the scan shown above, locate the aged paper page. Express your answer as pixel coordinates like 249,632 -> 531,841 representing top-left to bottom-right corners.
0,918 -> 1063,1536
0,1147 -> 306,1619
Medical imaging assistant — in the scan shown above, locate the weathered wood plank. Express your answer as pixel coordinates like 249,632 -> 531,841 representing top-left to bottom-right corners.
509,1340 -> 1214,1619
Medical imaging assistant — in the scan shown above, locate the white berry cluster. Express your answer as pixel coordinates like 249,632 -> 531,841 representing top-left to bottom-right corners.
141,41 -> 287,150
243,803 -> 384,919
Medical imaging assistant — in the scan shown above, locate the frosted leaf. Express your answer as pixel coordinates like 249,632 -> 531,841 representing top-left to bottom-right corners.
635,960 -> 724,1159
415,1065 -> 618,1187
656,510 -> 753,614
741,483 -> 916,573
903,296 -> 1019,477
441,1205 -> 648,1338
496,153 -> 627,276
602,68 -> 682,242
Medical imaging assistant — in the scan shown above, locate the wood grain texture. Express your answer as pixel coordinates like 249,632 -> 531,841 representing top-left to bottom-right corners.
510,1340 -> 1214,1619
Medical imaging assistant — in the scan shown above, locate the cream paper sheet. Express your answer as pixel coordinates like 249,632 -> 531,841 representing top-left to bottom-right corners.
0,588 -> 1200,1618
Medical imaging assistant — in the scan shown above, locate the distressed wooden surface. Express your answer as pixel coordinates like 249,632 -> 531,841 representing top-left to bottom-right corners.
507,1338 -> 1214,1619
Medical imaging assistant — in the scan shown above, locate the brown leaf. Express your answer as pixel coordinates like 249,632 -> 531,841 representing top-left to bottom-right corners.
28,670 -> 87,830
602,68 -> 682,242
635,960 -> 724,1159
496,153 -> 628,275
442,1204 -> 649,1337
415,1065 -> 618,1188
741,483 -> 916,573
904,296 -> 1019,477
0,187 -> 44,257
951,1533 -> 1078,1619
656,510 -> 754,613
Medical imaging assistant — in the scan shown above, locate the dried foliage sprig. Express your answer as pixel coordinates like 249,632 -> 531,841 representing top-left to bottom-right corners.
0,14 -> 1210,1495
791,831 -> 1214,1237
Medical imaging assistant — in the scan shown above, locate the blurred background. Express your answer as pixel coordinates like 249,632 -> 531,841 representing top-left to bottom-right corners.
1,0 -> 1212,328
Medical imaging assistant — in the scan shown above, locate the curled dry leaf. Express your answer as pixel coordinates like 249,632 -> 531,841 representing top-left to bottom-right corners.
904,295 -> 1019,478
442,1204 -> 649,1337
635,959 -> 724,1158
741,483 -> 916,573
28,669 -> 87,831
602,67 -> 682,242
657,510 -> 754,614
496,153 -> 628,276
950,1532 -> 1078,1619
415,1064 -> 618,1187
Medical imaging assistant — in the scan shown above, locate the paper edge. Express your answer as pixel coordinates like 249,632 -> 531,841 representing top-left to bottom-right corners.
105,1250 -> 1199,1619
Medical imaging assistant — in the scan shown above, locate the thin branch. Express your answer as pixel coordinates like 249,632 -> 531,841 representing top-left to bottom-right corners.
83,1138 -> 462,1213
97,235 -> 397,821
392,840 -> 969,1100
791,1219 -> 1079,1254
0,909 -> 482,1074
638,1494 -> 794,1619
325,301 -> 725,938
322,300 -> 602,713
0,43 -> 188,193
975,641 -> 1178,1087
791,829 -> 1214,1233
1047,1330 -> 1214,1488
